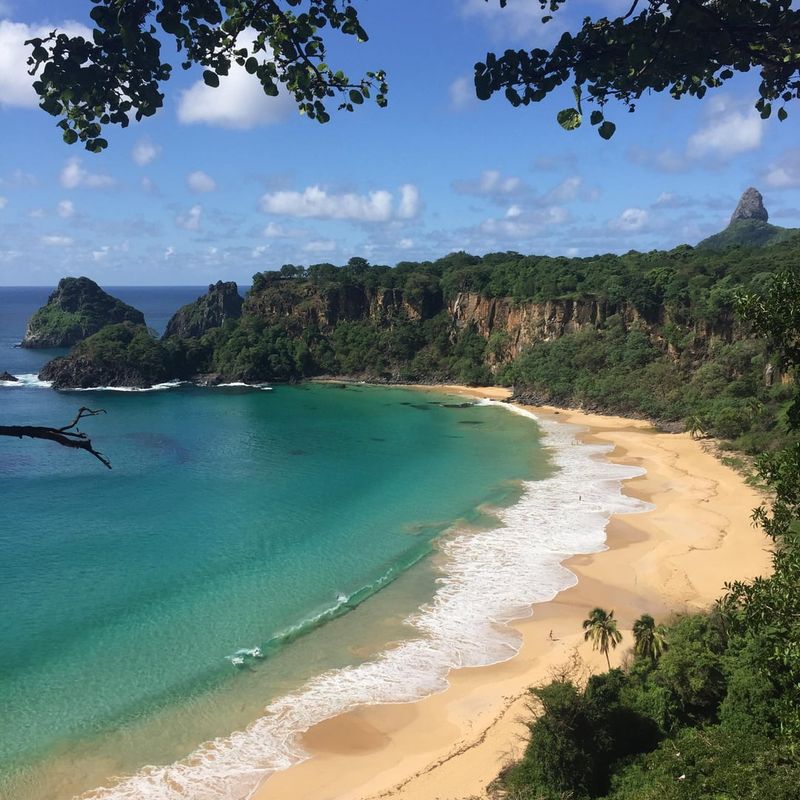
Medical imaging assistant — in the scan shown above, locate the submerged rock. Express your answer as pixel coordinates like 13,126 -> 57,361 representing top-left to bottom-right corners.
22,277 -> 145,348
163,281 -> 243,339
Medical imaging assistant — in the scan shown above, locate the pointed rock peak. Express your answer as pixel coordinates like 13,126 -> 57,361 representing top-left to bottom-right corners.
731,187 -> 768,224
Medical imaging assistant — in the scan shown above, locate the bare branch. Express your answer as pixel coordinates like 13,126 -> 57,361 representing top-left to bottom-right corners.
0,407 -> 111,468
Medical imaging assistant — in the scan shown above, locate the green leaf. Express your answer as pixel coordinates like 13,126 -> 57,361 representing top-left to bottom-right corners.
245,57 -> 258,75
202,70 -> 219,88
349,89 -> 363,104
62,128 -> 78,145
556,108 -> 581,131
778,107 -> 788,122
598,121 -> 616,140
590,110 -> 603,126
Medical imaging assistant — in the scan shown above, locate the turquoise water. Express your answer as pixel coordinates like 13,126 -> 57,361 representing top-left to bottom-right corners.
0,295 -> 552,800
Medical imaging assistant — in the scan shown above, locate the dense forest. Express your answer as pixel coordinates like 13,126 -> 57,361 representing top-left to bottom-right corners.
42,235 -> 800,456
500,266 -> 800,800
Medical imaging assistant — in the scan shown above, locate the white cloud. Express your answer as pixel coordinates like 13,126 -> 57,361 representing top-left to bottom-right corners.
304,239 -> 337,254
41,235 -> 73,246
178,60 -> 294,129
92,246 -> 109,261
187,170 -> 216,193
28,207 -> 45,218
610,207 -> 649,232
251,245 -> 268,258
132,139 -> 161,166
545,175 -> 586,203
0,195 -> 6,209
449,76 -> 474,111
57,199 -> 75,218
763,149 -> 800,189
397,184 -> 420,219
177,205 -> 202,231
261,184 -> 420,222
397,238 -> 414,250
687,97 -> 763,160
506,204 -> 522,218
59,158 -> 115,189
459,0 -> 556,40
481,205 -> 569,237
164,246 -> 175,260
453,170 -> 522,198
0,20 -> 92,107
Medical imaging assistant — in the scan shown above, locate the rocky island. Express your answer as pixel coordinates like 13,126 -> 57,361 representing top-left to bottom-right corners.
163,281 -> 243,339
22,277 -> 146,348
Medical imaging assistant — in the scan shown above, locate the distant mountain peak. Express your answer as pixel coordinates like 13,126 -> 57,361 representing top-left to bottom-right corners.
731,187 -> 768,224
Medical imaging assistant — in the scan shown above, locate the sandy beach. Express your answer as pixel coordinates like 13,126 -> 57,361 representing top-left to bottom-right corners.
254,386 -> 772,800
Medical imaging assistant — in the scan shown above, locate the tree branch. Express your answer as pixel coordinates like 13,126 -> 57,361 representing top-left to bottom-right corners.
0,407 -> 111,468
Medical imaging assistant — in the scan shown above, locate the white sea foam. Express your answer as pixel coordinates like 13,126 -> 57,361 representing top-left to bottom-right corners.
64,381 -> 186,393
76,404 -> 651,800
214,382 -> 273,391
0,373 -> 52,388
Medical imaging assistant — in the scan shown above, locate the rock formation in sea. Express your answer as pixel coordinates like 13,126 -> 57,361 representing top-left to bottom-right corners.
0,370 -> 18,381
21,277 -> 146,348
163,281 -> 243,339
39,322 -> 175,389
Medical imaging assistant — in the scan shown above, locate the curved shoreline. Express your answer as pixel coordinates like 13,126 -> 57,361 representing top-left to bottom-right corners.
253,387 -> 772,800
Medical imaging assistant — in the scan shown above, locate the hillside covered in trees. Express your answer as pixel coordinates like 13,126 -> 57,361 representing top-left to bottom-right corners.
38,225 -> 800,456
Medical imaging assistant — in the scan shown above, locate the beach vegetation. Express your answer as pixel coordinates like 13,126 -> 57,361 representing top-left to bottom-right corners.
582,608 -> 623,669
502,266 -> 800,800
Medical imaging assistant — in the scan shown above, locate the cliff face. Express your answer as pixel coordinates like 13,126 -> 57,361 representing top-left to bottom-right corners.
164,281 -> 243,339
22,277 -> 145,348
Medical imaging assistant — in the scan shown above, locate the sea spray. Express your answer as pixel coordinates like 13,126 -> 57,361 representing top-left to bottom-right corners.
76,404 -> 650,800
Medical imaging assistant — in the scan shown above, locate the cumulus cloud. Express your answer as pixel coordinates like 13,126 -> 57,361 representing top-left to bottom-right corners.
303,239 -> 337,254
178,60 -> 294,129
763,149 -> 800,189
187,170 -> 216,193
92,246 -> 110,261
449,76 -> 474,111
454,170 -> 523,198
57,199 -> 75,218
481,205 -> 570,238
261,184 -> 420,222
60,158 -> 115,189
41,235 -> 73,246
687,96 -> 763,160
177,205 -> 202,231
459,0 -> 561,41
0,19 -> 91,107
132,139 -> 161,166
610,207 -> 649,232
164,246 -> 175,260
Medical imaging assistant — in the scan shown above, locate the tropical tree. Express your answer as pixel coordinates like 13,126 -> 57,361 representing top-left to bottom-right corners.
632,613 -> 668,663
24,1 -> 800,150
477,0 -> 800,138
582,607 -> 623,669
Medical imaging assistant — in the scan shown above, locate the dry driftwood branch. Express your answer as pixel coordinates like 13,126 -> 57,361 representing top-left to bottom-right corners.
0,406 -> 111,468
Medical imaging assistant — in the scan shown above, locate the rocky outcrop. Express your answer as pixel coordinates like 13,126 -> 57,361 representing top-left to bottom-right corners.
0,371 -> 17,382
163,281 -> 243,339
731,187 -> 768,223
22,277 -> 145,348
39,322 -> 174,389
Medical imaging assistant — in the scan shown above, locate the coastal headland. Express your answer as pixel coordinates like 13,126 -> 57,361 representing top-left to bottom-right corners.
254,385 -> 772,800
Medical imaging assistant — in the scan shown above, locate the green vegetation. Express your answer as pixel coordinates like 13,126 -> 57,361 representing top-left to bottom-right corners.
501,267 -> 800,800
582,608 -> 623,669
23,276 -> 145,348
697,219 -> 800,251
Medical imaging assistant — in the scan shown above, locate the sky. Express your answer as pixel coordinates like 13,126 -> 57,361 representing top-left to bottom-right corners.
1,0 -> 799,285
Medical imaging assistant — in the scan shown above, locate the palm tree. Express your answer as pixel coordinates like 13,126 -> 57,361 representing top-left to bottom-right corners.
632,613 -> 668,663
582,607 -> 623,669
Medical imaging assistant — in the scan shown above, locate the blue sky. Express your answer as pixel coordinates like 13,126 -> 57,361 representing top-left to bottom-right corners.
1,0 -> 799,285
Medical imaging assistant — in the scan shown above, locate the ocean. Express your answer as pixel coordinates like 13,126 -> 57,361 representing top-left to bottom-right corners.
0,286 -> 646,800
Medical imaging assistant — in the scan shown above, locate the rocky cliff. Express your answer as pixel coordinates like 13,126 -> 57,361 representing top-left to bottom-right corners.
163,281 -> 243,339
22,277 -> 145,348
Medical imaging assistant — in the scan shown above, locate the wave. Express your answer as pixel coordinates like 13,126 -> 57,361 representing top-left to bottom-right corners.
213,382 -> 273,391
63,381 -> 186,393
0,373 -> 52,388
76,404 -> 650,800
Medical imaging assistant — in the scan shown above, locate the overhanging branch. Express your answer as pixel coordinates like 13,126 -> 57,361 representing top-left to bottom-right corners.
0,407 -> 112,468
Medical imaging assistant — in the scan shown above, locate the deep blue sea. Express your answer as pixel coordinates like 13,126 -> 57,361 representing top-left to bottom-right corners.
0,286 -> 645,800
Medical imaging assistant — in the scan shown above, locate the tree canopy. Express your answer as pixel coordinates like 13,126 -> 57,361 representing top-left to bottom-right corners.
25,1 -> 800,149
26,0 -> 387,152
